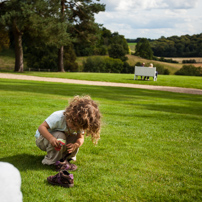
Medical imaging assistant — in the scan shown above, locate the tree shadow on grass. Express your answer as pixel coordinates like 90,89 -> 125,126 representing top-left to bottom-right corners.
1,79 -> 200,102
0,154 -> 53,172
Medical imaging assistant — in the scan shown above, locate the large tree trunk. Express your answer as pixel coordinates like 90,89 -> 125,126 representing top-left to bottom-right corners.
13,23 -> 24,72
58,46 -> 65,72
58,0 -> 65,72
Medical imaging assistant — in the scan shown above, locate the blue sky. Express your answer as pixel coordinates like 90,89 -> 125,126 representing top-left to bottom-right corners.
95,0 -> 202,39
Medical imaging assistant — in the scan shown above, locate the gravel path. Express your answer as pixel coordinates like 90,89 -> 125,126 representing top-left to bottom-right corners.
0,73 -> 202,95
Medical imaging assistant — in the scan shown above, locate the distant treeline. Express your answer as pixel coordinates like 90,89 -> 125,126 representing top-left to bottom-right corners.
127,38 -> 154,43
127,33 -> 202,57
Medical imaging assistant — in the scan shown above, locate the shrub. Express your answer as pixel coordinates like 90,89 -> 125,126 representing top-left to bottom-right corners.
175,65 -> 202,76
83,56 -> 124,73
164,69 -> 170,75
64,44 -> 79,72
152,56 -> 178,63
83,57 -> 106,72
105,57 -> 123,73
155,64 -> 165,74
182,59 -> 196,64
135,62 -> 142,66
121,62 -> 134,73
26,45 -> 58,71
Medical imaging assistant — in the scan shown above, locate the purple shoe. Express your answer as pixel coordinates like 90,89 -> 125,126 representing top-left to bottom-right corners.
55,160 -> 77,171
47,170 -> 74,188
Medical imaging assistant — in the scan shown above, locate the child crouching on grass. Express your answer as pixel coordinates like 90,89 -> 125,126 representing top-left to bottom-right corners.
35,95 -> 101,186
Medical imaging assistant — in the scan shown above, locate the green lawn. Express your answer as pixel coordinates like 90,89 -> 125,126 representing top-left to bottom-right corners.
0,78 -> 202,201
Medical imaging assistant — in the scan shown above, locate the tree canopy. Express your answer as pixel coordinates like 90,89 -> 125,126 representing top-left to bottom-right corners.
151,34 -> 202,57
135,38 -> 153,59
0,0 -> 105,72
0,26 -> 10,51
0,0 -> 70,72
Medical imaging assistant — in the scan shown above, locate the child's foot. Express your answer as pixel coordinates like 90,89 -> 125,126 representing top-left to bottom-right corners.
47,170 -> 74,188
55,160 -> 77,171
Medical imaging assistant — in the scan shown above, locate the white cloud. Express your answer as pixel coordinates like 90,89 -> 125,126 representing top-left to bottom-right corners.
100,0 -> 198,11
164,0 -> 198,9
96,0 -> 202,39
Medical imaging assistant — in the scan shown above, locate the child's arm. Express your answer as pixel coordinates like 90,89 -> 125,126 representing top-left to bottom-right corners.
66,133 -> 84,153
38,121 -> 59,148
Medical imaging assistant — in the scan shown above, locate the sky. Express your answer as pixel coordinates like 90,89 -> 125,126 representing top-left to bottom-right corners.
95,0 -> 202,39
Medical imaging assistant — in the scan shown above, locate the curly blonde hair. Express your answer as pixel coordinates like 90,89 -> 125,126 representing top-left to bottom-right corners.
64,95 -> 101,144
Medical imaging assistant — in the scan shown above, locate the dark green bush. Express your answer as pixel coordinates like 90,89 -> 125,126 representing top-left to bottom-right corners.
83,56 -> 124,73
164,69 -> 170,75
121,62 -> 134,73
64,44 -> 79,72
26,45 -> 58,71
154,57 -> 178,63
182,59 -> 196,64
135,62 -> 142,66
155,64 -> 165,74
105,57 -> 123,73
83,57 -> 105,72
175,65 -> 202,76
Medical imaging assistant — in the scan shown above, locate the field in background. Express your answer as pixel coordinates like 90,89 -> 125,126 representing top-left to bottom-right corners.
165,57 -> 202,68
128,42 -> 136,53
165,57 -> 202,63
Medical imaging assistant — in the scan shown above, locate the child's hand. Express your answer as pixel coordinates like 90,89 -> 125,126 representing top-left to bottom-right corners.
49,136 -> 59,148
66,143 -> 79,153
55,140 -> 65,151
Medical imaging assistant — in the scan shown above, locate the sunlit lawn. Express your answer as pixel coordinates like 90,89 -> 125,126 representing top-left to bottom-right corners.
0,78 -> 202,201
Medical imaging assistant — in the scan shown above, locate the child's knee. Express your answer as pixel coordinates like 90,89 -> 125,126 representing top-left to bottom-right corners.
52,131 -> 66,140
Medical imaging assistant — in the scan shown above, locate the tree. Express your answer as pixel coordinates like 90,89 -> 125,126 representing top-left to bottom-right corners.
135,38 -> 153,59
58,0 -> 105,71
0,26 -> 10,51
110,32 -> 129,54
151,33 -> 202,57
0,0 -> 69,72
97,29 -> 129,56
108,44 -> 128,61
101,27 -> 112,46
63,43 -> 78,72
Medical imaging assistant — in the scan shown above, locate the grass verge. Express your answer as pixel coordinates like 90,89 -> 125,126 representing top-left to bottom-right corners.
0,78 -> 202,201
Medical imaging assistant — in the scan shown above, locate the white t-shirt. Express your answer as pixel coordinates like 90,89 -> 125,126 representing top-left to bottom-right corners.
35,110 -> 84,138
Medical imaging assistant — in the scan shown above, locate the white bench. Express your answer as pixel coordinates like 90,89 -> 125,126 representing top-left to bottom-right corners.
134,66 -> 157,81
